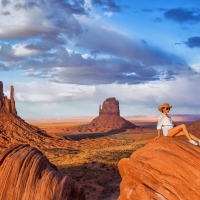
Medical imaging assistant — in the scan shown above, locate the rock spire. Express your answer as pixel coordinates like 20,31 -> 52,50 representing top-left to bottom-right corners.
0,81 -> 17,115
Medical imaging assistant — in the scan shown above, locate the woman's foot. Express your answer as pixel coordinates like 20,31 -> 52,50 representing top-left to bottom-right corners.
198,140 -> 200,146
189,140 -> 198,146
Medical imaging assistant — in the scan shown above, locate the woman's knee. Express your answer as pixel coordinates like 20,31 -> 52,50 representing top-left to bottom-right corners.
180,124 -> 186,129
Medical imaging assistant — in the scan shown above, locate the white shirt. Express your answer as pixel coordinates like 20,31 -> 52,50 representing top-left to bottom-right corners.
157,113 -> 174,136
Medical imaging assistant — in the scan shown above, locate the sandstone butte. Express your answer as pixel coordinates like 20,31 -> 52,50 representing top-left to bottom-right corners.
0,144 -> 85,200
118,136 -> 200,200
67,97 -> 141,133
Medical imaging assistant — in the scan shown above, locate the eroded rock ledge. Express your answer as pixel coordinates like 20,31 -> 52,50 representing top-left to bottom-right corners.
118,136 -> 200,200
0,144 -> 85,200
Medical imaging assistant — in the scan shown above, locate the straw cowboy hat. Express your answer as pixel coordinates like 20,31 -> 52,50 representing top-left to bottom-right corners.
158,103 -> 173,112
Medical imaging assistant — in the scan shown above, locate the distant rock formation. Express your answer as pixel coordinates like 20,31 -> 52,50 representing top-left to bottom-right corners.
0,81 -> 68,150
67,97 -> 140,133
0,144 -> 85,200
99,97 -> 120,115
118,137 -> 200,200
188,119 -> 200,137
0,81 -> 17,115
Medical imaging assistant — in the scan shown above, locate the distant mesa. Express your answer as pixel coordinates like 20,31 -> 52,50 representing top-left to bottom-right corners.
118,137 -> 200,200
0,144 -> 85,200
67,97 -> 140,133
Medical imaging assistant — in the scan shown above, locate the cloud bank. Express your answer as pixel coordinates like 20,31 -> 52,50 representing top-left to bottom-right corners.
0,0 -> 195,85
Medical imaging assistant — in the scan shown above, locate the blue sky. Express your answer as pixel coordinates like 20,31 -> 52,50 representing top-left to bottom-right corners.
0,0 -> 200,119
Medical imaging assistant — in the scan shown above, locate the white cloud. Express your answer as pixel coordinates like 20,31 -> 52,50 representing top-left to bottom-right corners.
13,43 -> 40,57
3,75 -> 199,118
104,12 -> 113,17
10,82 -> 96,102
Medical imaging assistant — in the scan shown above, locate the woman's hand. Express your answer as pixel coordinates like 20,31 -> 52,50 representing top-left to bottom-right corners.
155,129 -> 161,141
154,136 -> 160,141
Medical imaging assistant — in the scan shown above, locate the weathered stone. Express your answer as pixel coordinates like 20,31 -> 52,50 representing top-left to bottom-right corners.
0,82 -> 17,114
0,81 -> 4,111
10,86 -> 17,115
118,136 -> 200,200
0,81 -> 3,99
0,144 -> 85,200
188,119 -> 200,138
99,97 -> 120,115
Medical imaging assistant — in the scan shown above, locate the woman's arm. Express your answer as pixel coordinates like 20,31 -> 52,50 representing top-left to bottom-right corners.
155,129 -> 161,140
155,115 -> 164,140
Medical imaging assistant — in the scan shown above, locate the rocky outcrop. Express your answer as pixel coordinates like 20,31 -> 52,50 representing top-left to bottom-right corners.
0,81 -> 68,150
67,97 -> 140,133
188,119 -> 200,137
99,97 -> 120,115
118,136 -> 200,200
0,81 -> 17,115
0,144 -> 85,200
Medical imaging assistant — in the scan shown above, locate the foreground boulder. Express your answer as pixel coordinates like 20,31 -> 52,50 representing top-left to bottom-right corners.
118,137 -> 200,200
0,144 -> 85,200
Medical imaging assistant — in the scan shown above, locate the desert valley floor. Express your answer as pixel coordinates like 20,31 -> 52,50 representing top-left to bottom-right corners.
27,120 -> 159,200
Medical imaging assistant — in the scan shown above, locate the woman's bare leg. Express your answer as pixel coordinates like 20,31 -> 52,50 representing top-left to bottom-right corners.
174,132 -> 200,142
189,133 -> 200,142
167,124 -> 192,140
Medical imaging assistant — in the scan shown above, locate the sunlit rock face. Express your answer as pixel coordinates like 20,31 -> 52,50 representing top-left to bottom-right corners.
0,144 -> 85,200
118,136 -> 200,200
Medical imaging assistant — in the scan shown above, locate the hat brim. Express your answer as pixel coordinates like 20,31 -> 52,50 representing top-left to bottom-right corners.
158,105 -> 173,112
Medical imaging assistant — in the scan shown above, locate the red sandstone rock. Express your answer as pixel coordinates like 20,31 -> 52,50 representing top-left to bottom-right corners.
118,136 -> 200,200
0,81 -> 17,115
10,85 -> 17,115
99,97 -> 120,115
0,144 -> 85,200
0,81 -> 67,150
188,119 -> 200,137
67,97 -> 140,133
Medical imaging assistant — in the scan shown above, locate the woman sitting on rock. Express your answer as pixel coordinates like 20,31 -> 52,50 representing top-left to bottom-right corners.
155,103 -> 200,146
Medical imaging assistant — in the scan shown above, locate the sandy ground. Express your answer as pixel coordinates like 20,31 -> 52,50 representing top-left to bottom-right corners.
30,121 -> 156,200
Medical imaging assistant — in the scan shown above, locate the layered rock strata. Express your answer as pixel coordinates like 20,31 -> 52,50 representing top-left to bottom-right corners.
118,136 -> 200,200
67,97 -> 139,133
0,144 -> 85,200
